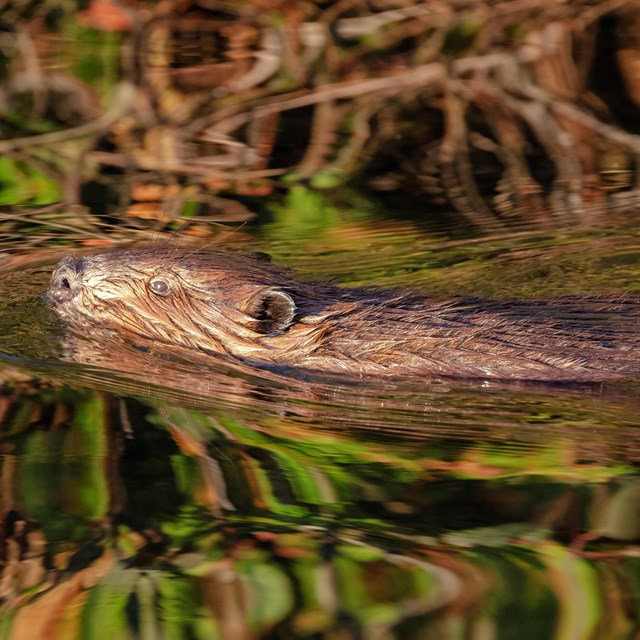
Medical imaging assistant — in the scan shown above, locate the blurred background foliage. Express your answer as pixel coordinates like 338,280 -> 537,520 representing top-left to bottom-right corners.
1,0 -> 640,247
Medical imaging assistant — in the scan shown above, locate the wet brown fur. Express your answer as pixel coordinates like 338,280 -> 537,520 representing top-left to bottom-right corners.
47,248 -> 640,382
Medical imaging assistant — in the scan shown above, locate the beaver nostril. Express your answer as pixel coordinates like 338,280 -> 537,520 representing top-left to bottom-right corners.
47,256 -> 86,304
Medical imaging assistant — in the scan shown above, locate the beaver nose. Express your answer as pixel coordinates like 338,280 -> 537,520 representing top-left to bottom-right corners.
48,256 -> 85,304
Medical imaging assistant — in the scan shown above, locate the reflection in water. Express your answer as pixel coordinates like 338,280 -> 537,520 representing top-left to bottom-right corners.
260,189 -> 640,299
1,330 -> 640,638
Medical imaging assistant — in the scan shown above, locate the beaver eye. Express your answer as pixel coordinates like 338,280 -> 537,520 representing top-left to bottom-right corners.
148,277 -> 171,297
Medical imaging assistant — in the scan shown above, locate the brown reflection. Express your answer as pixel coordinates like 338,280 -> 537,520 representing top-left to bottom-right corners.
33,313 -> 640,440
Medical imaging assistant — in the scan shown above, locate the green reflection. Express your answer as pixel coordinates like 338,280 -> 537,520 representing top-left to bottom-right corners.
0,369 -> 639,638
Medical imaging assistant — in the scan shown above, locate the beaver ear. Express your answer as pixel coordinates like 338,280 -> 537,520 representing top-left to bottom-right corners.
244,289 -> 296,335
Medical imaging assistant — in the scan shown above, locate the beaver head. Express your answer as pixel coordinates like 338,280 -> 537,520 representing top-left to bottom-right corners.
47,248 -> 344,365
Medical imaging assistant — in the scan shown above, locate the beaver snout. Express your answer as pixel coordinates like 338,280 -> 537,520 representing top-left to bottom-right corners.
48,256 -> 86,304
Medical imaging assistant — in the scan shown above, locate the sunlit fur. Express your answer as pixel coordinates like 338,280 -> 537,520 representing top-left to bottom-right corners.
48,248 -> 640,382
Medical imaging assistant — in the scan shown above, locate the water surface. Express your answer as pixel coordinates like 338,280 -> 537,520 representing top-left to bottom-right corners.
1,204 -> 640,639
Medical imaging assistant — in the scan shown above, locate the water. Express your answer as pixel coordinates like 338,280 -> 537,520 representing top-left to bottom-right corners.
2,4 -> 640,637
1,203 -> 640,639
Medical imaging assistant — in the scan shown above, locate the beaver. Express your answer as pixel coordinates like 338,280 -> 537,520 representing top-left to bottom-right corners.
46,247 -> 640,382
